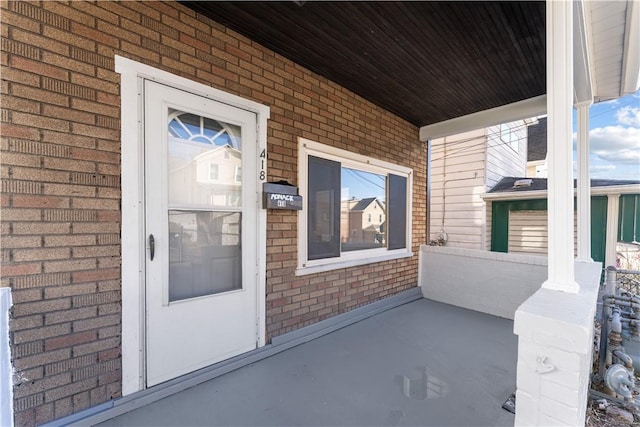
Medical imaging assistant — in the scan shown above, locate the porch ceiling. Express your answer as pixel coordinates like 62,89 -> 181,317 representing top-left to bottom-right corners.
181,1 -> 546,128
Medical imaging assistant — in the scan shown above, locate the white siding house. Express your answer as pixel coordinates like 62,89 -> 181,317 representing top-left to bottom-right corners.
429,120 -> 532,249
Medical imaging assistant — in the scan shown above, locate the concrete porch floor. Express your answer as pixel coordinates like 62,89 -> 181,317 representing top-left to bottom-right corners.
96,299 -> 517,426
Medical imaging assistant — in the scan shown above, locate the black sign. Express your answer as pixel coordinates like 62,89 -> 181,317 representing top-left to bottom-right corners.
264,193 -> 303,210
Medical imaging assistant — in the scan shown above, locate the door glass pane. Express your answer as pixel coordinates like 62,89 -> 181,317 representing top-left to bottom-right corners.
166,108 -> 244,302
168,211 -> 242,302
341,167 -> 386,252
167,109 -> 242,208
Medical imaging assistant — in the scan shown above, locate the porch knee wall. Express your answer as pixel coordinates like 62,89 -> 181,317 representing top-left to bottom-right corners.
513,261 -> 601,426
0,1 -> 425,425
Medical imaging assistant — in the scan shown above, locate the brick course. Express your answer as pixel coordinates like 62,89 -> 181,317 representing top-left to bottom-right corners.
1,1 -> 426,425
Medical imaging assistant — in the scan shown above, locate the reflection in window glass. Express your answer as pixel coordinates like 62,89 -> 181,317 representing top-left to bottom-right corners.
167,109 -> 242,207
168,211 -> 242,302
209,163 -> 219,181
340,167 -> 386,252
168,111 -> 240,149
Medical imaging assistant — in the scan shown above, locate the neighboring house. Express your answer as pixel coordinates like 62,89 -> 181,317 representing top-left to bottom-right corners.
483,177 -> 640,267
429,119 -> 533,249
525,117 -> 548,178
430,116 -> 639,270
340,197 -> 386,249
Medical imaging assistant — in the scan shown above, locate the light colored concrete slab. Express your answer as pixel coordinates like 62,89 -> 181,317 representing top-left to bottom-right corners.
97,299 -> 516,426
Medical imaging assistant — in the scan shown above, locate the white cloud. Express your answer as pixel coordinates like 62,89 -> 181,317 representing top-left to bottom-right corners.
584,164 -> 616,179
596,149 -> 640,164
590,165 -> 616,173
589,126 -> 640,164
616,106 -> 640,126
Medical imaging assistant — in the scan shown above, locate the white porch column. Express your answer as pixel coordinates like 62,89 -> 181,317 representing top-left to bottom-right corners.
605,194 -> 620,267
575,101 -> 593,262
514,3 -> 599,427
542,0 -> 580,293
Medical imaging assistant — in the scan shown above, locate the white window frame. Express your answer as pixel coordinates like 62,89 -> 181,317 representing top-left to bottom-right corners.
297,137 -> 413,276
500,123 -> 519,152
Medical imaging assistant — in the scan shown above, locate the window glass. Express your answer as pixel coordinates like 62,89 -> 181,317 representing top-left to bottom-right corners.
500,123 -> 519,152
299,138 -> 412,273
209,163 -> 219,181
341,167 -> 386,252
167,109 -> 242,208
168,211 -> 241,301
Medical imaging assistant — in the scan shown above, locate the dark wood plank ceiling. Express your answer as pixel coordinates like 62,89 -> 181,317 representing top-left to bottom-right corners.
181,1 -> 546,128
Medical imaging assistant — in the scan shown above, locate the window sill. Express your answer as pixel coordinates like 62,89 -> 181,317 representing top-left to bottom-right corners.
295,250 -> 414,276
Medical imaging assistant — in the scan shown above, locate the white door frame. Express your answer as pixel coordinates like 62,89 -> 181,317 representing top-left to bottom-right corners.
115,56 -> 269,395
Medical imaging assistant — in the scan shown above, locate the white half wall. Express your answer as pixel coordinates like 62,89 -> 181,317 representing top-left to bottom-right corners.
514,260 -> 601,426
419,245 -> 547,319
1,287 -> 12,427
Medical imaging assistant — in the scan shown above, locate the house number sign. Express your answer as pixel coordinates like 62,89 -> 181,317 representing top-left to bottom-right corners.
263,181 -> 303,210
259,148 -> 266,181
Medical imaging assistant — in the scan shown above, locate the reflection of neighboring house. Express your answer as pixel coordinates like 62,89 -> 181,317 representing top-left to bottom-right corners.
340,197 -> 386,245
482,177 -> 640,267
169,144 -> 242,207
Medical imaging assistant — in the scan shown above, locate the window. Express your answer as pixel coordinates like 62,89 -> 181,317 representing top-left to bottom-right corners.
209,163 -> 219,181
500,123 -> 519,152
298,138 -> 412,275
234,166 -> 242,183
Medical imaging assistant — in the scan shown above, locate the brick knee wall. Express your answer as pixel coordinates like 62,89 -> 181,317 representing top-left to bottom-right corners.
1,1 -> 426,425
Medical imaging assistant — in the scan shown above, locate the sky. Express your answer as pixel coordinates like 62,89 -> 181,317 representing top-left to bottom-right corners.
572,89 -> 640,181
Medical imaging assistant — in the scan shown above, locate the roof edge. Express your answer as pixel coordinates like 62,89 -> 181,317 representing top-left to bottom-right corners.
419,95 -> 546,141
481,184 -> 640,201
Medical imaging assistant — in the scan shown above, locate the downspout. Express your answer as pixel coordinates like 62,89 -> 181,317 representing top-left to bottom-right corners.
442,137 -> 446,233
426,139 -> 431,243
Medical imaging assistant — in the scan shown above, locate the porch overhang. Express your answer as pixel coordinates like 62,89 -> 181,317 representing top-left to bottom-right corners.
183,1 -> 639,140
419,95 -> 547,141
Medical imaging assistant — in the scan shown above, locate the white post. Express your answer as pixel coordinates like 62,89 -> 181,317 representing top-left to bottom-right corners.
542,0 -> 580,293
605,194 -> 620,267
0,288 -> 12,427
575,101 -> 593,262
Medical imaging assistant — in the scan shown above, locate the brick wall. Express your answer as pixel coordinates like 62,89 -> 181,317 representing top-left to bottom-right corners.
1,1 -> 426,425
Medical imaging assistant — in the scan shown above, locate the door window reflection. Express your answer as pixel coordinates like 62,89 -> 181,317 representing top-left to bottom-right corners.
168,211 -> 242,302
167,109 -> 242,208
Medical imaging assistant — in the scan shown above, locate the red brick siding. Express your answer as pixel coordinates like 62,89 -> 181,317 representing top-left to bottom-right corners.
1,1 -> 427,425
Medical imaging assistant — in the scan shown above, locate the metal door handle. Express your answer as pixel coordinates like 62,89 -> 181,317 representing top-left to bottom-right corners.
149,234 -> 155,261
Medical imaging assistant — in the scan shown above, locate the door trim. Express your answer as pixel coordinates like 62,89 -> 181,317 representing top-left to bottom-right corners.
115,56 -> 269,395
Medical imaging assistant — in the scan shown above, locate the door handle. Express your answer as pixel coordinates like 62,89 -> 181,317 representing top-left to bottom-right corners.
149,234 -> 155,261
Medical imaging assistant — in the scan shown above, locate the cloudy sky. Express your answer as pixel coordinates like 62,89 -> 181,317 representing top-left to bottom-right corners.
573,89 -> 640,181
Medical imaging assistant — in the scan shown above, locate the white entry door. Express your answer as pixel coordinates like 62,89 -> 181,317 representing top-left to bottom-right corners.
144,81 -> 258,387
